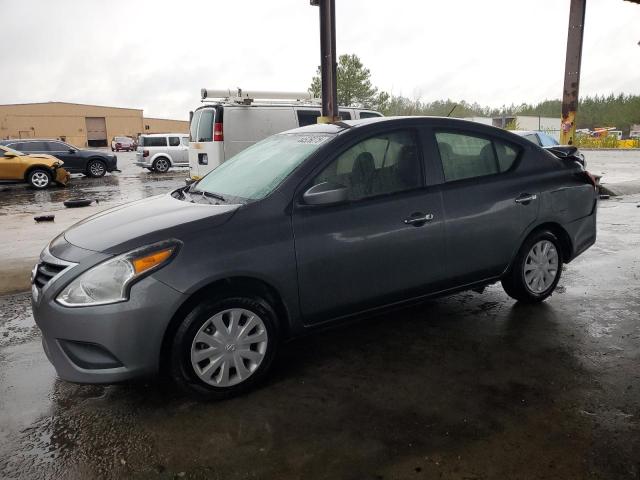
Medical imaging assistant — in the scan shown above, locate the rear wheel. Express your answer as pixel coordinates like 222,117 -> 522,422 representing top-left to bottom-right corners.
152,157 -> 170,173
87,159 -> 106,177
170,295 -> 279,400
502,229 -> 563,303
28,169 -> 52,189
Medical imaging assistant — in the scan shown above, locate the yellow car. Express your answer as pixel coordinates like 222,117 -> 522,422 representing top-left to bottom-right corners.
0,145 -> 70,189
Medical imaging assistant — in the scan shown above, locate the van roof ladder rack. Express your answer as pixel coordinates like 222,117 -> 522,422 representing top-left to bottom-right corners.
201,88 -> 321,105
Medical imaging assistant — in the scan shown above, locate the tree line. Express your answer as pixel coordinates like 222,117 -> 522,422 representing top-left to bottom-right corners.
310,54 -> 640,134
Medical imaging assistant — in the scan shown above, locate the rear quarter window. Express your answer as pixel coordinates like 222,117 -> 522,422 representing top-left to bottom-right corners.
141,137 -> 167,147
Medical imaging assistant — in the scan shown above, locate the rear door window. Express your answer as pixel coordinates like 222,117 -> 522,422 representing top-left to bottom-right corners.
435,131 -> 521,182
196,109 -> 215,142
47,141 -> 69,151
142,137 -> 168,147
190,110 -> 201,141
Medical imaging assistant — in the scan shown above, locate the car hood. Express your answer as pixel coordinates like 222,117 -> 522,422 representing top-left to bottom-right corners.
27,154 -> 61,164
63,193 -> 240,254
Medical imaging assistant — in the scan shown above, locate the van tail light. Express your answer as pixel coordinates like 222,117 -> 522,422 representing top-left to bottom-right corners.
143,149 -> 149,158
213,122 -> 223,142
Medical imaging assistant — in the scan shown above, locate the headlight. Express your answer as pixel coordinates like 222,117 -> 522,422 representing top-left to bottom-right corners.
56,240 -> 180,307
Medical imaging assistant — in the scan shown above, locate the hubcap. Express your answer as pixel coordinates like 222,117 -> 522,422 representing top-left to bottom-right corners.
156,159 -> 169,172
90,162 -> 105,176
190,308 -> 268,387
523,240 -> 559,294
31,172 -> 49,188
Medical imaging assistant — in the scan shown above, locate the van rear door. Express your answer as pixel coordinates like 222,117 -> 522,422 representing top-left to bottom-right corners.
188,107 -> 222,178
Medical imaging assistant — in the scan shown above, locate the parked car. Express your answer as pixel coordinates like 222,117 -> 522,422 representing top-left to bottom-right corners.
135,133 -> 189,173
0,139 -> 118,177
511,130 -> 559,147
31,117 -> 597,399
0,145 -> 70,188
189,89 -> 382,179
512,130 -> 586,167
111,136 -> 136,152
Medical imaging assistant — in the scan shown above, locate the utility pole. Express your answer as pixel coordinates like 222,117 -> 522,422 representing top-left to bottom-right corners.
560,0 -> 587,145
310,0 -> 340,123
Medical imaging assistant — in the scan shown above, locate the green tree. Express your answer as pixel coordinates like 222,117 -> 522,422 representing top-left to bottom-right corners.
309,54 -> 387,109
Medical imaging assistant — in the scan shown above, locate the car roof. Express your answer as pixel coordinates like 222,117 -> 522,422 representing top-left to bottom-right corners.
283,115 -> 513,134
0,138 -> 67,143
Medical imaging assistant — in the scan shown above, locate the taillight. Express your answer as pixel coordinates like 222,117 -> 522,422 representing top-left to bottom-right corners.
213,122 -> 223,142
143,149 -> 149,158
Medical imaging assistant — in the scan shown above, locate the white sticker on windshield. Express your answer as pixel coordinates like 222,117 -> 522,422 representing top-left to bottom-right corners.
296,135 -> 329,145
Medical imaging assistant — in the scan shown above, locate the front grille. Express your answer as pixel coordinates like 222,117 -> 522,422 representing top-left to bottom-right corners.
33,260 -> 67,289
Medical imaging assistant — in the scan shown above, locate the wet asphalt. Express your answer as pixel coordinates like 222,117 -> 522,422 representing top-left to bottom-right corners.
0,151 -> 189,216
0,154 -> 639,479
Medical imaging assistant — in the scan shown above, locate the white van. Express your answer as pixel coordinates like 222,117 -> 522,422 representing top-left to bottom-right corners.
188,88 -> 383,179
135,133 -> 189,173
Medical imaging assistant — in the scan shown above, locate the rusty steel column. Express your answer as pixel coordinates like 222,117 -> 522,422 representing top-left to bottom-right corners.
311,0 -> 339,123
560,0 -> 587,145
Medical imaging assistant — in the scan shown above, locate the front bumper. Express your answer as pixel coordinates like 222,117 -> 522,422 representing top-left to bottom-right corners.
106,156 -> 118,172
54,167 -> 70,186
32,262 -> 186,384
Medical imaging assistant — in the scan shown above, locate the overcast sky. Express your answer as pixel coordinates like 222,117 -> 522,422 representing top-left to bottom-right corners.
1,0 -> 639,120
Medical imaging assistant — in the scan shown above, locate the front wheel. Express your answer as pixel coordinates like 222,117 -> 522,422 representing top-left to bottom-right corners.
86,159 -> 106,177
501,230 -> 563,303
28,169 -> 52,189
170,296 -> 279,400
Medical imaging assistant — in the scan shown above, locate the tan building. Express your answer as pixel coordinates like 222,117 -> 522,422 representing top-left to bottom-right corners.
0,102 -> 189,148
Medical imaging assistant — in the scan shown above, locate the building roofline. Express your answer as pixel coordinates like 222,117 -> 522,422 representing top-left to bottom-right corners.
0,101 -> 143,112
143,116 -> 189,122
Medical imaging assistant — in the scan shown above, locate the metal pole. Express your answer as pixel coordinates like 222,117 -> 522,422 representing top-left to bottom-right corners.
560,0 -> 587,145
311,0 -> 339,123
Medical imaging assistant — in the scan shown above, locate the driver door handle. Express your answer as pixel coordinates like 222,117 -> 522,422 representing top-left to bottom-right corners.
404,213 -> 434,225
515,194 -> 537,204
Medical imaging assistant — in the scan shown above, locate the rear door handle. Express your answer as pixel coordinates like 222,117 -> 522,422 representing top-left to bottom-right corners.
404,213 -> 434,226
515,194 -> 537,204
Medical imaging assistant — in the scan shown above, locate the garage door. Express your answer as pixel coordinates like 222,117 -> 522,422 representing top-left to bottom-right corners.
85,117 -> 107,147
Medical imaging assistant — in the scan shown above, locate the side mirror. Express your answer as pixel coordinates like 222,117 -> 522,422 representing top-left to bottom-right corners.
68,149 -> 76,153
3,151 -> 18,158
303,182 -> 348,206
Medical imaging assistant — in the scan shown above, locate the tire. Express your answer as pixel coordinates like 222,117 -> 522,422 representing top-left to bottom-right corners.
152,157 -> 171,173
28,168 -> 52,189
86,159 -> 107,178
501,229 -> 563,303
63,198 -> 92,208
170,295 -> 280,400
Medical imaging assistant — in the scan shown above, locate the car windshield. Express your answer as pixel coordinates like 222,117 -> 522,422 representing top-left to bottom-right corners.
193,132 -> 333,201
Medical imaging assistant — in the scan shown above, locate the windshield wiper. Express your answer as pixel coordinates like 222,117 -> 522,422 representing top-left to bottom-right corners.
190,188 -> 226,203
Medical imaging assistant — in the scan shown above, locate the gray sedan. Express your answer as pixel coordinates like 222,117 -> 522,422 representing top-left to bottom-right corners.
31,117 -> 598,399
